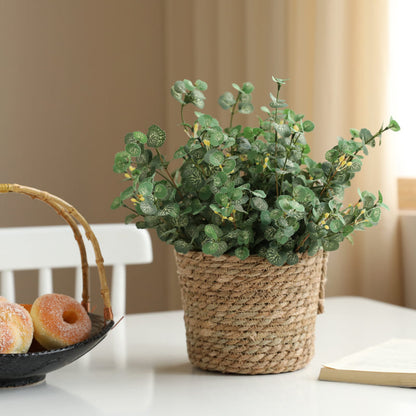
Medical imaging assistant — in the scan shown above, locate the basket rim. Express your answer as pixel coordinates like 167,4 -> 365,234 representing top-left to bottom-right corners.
175,249 -> 327,266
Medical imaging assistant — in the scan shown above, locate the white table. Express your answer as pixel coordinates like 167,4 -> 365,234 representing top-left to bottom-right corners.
1,297 -> 416,415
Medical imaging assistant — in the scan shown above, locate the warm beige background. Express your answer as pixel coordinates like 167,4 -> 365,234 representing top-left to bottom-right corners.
0,0 -> 402,313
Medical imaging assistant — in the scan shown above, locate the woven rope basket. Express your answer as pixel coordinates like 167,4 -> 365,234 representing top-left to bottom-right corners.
175,250 -> 328,375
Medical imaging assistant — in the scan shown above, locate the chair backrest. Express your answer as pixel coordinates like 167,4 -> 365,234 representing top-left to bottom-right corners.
0,223 -> 152,318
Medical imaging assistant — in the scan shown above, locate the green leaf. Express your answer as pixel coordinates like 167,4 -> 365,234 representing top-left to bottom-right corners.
215,193 -> 229,206
325,148 -> 339,163
231,188 -> 243,201
174,146 -> 187,159
293,185 -> 315,205
266,247 -> 287,266
322,238 -> 339,251
173,80 -> 187,94
171,86 -> 184,104
329,218 -> 343,233
342,225 -> 355,237
202,240 -> 228,256
125,131 -> 147,144
138,181 -> 153,196
133,131 -> 148,144
238,102 -> 254,114
242,82 -> 254,94
302,120 -> 315,132
183,79 -> 194,90
275,230 -> 289,245
204,149 -> 224,166
286,252 -> 299,265
272,76 -> 288,85
140,199 -> 158,215
158,202 -> 180,218
174,240 -> 192,254
388,117 -> 400,132
251,197 -> 268,211
350,128 -> 360,138
195,79 -> 208,91
125,142 -> 141,156
135,221 -> 147,229
237,230 -> 251,245
199,186 -> 212,201
111,196 -> 123,210
260,210 -> 271,225
147,125 -> 166,148
124,213 -> 137,224
235,246 -> 250,260
232,83 -> 243,93
181,163 -> 205,188
275,123 -> 292,138
190,198 -> 205,215
308,239 -> 321,256
213,171 -> 228,187
113,151 -> 131,173
190,89 -> 206,109
361,191 -> 376,209
207,129 -> 224,146
222,158 -> 236,174
368,207 -> 381,223
359,128 -> 373,143
154,183 -> 168,200
120,186 -> 134,200
278,196 -> 305,214
218,92 -> 236,109
204,224 -> 223,240
252,190 -> 266,198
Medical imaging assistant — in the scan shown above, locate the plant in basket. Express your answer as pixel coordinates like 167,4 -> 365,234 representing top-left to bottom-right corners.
112,77 -> 400,374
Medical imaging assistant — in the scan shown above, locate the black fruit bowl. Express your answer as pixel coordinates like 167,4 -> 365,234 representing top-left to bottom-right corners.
0,314 -> 114,388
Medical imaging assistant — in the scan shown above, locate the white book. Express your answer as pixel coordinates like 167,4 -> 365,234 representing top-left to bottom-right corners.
318,338 -> 416,387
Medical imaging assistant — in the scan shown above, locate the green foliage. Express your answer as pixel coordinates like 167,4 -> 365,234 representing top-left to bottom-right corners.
113,77 -> 400,266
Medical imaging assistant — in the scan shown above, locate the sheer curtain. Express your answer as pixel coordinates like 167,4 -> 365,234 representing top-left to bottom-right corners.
163,0 -> 402,308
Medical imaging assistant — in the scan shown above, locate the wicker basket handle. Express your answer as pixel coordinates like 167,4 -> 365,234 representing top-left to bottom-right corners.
0,183 -> 113,321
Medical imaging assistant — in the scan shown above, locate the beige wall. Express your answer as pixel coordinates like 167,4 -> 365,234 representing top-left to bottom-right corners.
0,0 -> 171,312
1,0 -> 400,312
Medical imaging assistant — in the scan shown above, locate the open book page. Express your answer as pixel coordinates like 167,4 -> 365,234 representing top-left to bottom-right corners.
322,338 -> 416,373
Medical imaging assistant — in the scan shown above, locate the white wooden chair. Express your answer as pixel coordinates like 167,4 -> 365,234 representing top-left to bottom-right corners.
0,223 -> 152,319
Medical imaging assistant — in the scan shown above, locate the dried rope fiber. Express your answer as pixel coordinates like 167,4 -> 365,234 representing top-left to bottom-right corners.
175,250 -> 328,374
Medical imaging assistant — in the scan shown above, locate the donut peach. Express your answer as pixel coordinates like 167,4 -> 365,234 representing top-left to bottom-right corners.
30,294 -> 92,350
0,301 -> 34,354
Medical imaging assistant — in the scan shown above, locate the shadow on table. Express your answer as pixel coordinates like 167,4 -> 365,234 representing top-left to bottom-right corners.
0,382 -> 102,415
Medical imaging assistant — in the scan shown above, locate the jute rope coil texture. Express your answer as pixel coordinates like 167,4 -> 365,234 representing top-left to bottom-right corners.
176,250 -> 328,375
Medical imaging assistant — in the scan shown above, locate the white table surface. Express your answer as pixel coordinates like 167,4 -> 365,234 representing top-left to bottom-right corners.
1,296 -> 416,415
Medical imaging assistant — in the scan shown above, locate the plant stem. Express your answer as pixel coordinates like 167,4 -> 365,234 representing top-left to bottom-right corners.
180,104 -> 185,126
273,82 -> 284,196
229,92 -> 241,129
155,149 -> 184,198
274,131 -> 279,197
180,103 -> 193,137
122,203 -> 137,214
273,83 -> 282,123
295,233 -> 310,252
155,169 -> 173,183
